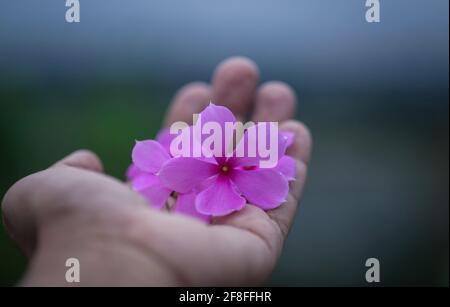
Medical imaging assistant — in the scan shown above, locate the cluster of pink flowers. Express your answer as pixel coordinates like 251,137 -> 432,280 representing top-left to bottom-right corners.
127,104 -> 296,222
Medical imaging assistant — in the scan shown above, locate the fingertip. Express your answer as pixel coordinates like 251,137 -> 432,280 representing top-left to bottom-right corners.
175,82 -> 211,100
253,81 -> 297,122
212,56 -> 259,118
165,82 -> 212,126
279,120 -> 312,164
54,149 -> 104,173
213,57 -> 259,78
259,81 -> 297,102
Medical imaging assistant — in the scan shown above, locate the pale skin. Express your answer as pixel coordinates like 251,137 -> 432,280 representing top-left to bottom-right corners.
1,57 -> 312,286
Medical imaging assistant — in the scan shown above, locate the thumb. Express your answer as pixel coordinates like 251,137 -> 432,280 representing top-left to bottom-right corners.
53,149 -> 104,173
2,150 -> 104,257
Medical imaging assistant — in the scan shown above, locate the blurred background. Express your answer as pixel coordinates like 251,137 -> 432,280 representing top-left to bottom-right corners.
0,0 -> 448,286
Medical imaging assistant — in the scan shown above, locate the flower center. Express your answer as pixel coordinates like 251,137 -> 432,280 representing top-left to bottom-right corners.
221,165 -> 230,173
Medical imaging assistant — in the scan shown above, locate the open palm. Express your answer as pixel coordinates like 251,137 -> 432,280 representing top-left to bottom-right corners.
2,57 -> 312,286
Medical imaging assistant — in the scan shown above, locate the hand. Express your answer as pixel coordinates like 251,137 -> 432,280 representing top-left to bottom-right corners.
1,57 -> 312,286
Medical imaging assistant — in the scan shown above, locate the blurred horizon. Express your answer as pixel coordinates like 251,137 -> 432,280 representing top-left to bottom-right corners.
1,0 -> 448,91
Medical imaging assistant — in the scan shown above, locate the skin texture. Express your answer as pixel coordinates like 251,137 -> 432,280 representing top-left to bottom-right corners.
1,57 -> 312,286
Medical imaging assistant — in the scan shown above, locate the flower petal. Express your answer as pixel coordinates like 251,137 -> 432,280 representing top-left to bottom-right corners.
275,155 -> 297,181
132,175 -> 172,209
280,131 -> 294,154
140,187 -> 172,209
131,173 -> 158,191
126,164 -> 142,180
197,103 -> 236,128
156,128 -> 177,155
175,192 -> 211,223
132,140 -> 171,173
231,168 -> 288,210
194,103 -> 236,157
231,122 -> 287,169
196,175 -> 246,216
159,157 -> 218,193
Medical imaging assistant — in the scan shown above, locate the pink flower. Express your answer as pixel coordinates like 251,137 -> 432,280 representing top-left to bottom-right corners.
275,132 -> 297,181
128,130 -> 210,222
159,104 -> 294,216
128,103 -> 296,220
130,140 -> 173,209
174,191 -> 211,223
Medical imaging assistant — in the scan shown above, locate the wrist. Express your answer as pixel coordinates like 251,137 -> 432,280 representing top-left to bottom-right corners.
20,210 -> 180,286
